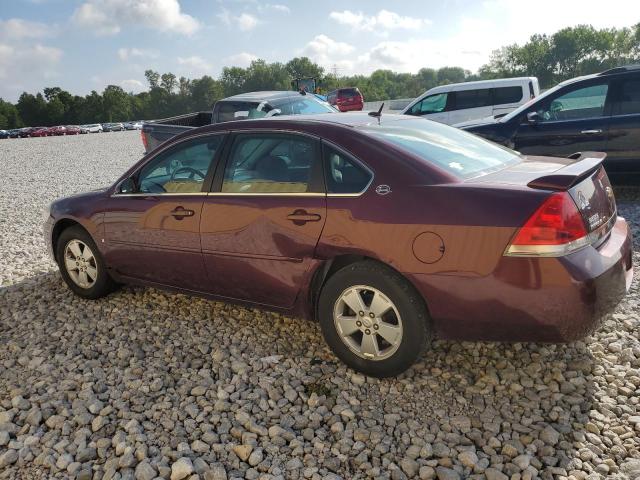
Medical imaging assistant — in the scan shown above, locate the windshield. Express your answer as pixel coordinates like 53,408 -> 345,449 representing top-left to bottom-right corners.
359,118 -> 521,179
501,81 -> 568,122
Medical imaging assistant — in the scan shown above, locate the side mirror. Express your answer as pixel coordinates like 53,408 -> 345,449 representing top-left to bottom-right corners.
526,111 -> 540,124
118,177 -> 136,194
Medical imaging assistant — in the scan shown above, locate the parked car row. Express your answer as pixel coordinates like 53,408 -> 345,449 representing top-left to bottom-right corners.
1,121 -> 143,139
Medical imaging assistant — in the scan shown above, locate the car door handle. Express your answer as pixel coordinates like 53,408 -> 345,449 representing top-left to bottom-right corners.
287,210 -> 322,224
170,207 -> 195,219
580,129 -> 603,135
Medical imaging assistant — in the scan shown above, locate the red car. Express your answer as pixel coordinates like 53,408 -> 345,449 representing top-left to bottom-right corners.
65,125 -> 81,135
50,126 -> 67,135
44,114 -> 633,377
29,127 -> 50,137
328,88 -> 364,112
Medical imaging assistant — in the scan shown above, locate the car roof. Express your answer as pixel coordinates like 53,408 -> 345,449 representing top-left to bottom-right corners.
221,91 -> 305,102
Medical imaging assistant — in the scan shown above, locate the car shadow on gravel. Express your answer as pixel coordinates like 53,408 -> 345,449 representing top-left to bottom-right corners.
1,270 -> 614,479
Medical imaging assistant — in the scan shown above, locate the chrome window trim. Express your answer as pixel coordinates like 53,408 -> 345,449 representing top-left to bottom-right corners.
504,210 -> 618,257
207,192 -> 325,197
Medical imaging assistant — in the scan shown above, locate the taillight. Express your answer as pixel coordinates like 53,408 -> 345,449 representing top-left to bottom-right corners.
141,131 -> 148,151
505,192 -> 589,257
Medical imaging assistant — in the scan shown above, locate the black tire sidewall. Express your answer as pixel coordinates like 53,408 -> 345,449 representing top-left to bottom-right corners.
318,262 -> 429,377
56,226 -> 114,299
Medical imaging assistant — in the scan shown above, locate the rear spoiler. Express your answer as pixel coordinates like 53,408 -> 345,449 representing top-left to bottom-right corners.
527,152 -> 606,191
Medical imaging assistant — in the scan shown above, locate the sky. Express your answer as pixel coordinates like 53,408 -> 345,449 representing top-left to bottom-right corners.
0,0 -> 638,102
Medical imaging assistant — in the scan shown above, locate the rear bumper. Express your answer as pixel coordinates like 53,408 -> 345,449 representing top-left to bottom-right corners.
337,104 -> 363,112
409,217 -> 633,342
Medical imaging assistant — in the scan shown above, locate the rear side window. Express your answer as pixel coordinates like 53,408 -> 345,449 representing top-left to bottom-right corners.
617,79 -> 640,115
359,118 -> 520,179
492,86 -> 524,104
323,145 -> 372,194
222,134 -> 319,193
452,88 -> 492,110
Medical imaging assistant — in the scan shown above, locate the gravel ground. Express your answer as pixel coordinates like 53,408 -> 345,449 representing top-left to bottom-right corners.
0,132 -> 639,480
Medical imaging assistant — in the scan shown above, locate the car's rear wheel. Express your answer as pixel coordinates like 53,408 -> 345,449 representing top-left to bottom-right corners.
318,261 -> 431,377
56,226 -> 117,299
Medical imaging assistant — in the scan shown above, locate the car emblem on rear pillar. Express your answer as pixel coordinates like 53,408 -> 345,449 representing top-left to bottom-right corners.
375,185 -> 391,196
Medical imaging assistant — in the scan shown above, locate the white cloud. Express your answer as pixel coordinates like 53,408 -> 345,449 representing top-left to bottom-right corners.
178,55 -> 213,72
264,4 -> 290,14
217,9 -> 260,31
329,9 -> 429,32
117,47 -> 158,61
225,52 -> 258,68
302,35 -> 356,75
0,43 -> 63,99
120,79 -> 146,92
72,0 -> 200,36
0,18 -> 55,41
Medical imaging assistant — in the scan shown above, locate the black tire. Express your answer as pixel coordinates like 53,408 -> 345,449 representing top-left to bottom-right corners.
56,225 -> 117,299
318,261 -> 431,377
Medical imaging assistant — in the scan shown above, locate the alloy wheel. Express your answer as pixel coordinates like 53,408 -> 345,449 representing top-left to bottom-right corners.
64,239 -> 98,289
333,285 -> 403,361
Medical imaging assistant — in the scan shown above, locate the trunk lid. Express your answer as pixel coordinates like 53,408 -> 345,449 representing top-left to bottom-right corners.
469,151 -> 616,234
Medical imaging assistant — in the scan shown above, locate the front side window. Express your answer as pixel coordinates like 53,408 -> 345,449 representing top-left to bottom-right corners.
452,88 -> 492,110
222,134 -> 319,193
537,83 -> 609,122
324,145 -> 372,194
409,93 -> 448,115
136,136 -> 222,194
360,118 -> 520,179
616,79 -> 640,115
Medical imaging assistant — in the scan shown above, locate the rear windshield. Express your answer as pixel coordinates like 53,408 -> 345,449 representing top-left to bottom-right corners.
339,88 -> 360,97
359,118 -> 521,179
216,101 -> 279,122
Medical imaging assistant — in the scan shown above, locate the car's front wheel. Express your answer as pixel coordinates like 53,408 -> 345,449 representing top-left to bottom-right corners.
56,225 -> 117,299
318,261 -> 431,377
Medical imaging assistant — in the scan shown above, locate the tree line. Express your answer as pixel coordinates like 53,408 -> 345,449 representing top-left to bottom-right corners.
1,23 -> 638,129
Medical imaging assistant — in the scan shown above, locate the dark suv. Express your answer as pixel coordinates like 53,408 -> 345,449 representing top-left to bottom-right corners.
457,65 -> 640,182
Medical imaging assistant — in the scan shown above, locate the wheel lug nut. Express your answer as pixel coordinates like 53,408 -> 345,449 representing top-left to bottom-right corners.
359,311 -> 364,316
374,324 -> 379,330
365,329 -> 371,335
369,312 -> 374,318
356,321 -> 362,327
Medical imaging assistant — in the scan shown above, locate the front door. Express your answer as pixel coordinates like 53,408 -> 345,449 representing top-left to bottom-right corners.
514,79 -> 613,157
200,132 -> 326,308
606,75 -> 640,177
103,134 -> 225,290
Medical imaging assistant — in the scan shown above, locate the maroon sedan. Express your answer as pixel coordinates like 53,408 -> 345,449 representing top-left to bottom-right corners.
44,114 -> 633,376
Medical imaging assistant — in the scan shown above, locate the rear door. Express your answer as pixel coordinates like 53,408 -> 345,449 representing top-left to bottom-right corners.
200,131 -> 326,308
605,75 -> 640,176
513,78 -> 613,157
491,84 -> 527,116
448,87 -> 493,124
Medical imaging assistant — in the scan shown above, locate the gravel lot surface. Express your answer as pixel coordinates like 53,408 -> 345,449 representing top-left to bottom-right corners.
1,131 -> 639,480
